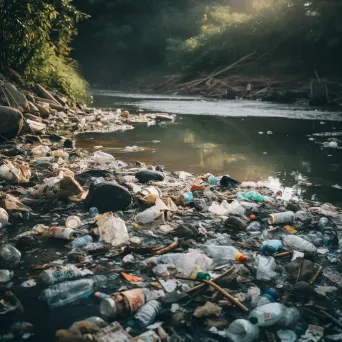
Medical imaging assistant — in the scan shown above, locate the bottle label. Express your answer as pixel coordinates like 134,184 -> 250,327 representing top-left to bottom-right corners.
264,312 -> 278,321
122,289 -> 146,314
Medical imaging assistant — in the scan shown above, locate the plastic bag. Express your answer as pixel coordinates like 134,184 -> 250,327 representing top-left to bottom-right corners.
0,160 -> 31,183
93,151 -> 115,165
209,200 -> 245,216
95,212 -> 129,246
255,255 -> 278,281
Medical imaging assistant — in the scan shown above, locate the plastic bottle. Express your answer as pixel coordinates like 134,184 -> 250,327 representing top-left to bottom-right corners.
40,265 -> 82,285
261,240 -> 282,255
40,275 -> 107,308
100,288 -> 164,318
246,221 -> 262,233
255,255 -> 277,281
196,245 -> 248,263
237,191 -> 265,203
251,288 -> 279,308
65,216 -> 82,229
208,175 -> 218,185
225,319 -> 259,342
0,270 -> 13,282
0,208 -> 9,227
268,211 -> 295,225
249,303 -> 299,328
283,235 -> 317,252
0,244 -> 21,269
71,235 -> 93,247
89,207 -> 99,217
317,217 -> 338,247
134,300 -> 162,327
136,207 -> 161,224
48,226 -> 75,240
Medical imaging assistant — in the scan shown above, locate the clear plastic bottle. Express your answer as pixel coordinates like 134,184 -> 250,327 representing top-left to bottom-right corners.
249,303 -> 299,328
0,244 -> 21,269
134,300 -> 162,327
196,245 -> 248,263
40,275 -> 107,308
283,235 -> 317,252
0,270 -> 13,282
246,221 -> 261,232
40,265 -> 82,285
225,319 -> 259,342
251,288 -> 279,308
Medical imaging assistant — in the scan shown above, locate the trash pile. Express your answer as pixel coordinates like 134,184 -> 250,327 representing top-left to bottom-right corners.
1,82 -> 342,342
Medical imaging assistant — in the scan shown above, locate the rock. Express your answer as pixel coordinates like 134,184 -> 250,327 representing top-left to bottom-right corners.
285,258 -> 315,283
0,208 -> 9,227
35,84 -> 60,104
4,83 -> 28,109
63,139 -> 75,149
286,203 -> 301,213
135,170 -> 165,183
224,216 -> 247,231
35,102 -> 50,118
28,101 -> 39,113
0,106 -> 23,140
193,301 -> 222,318
204,319 -> 229,329
84,182 -> 132,213
290,281 -> 322,300
26,119 -> 46,134
0,244 -> 21,269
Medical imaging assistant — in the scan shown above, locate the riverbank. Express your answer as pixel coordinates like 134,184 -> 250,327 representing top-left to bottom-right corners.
1,81 -> 342,341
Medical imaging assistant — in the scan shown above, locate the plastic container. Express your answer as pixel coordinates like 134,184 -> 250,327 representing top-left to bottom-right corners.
0,269 -> 13,283
40,275 -> 107,308
40,265 -> 82,285
261,240 -> 282,255
196,245 -> 248,263
48,227 -> 75,240
268,211 -> 295,225
255,255 -> 277,281
134,300 -> 162,327
283,235 -> 317,252
71,235 -> 93,247
0,208 -> 9,227
93,151 -> 115,165
225,319 -> 259,342
0,244 -> 21,269
251,288 -> 279,308
100,288 -> 164,319
65,216 -> 82,229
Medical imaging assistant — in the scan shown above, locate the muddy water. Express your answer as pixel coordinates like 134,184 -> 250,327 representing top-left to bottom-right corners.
77,91 -> 342,206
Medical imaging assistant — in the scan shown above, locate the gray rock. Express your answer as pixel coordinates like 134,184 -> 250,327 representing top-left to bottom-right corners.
0,106 -> 23,139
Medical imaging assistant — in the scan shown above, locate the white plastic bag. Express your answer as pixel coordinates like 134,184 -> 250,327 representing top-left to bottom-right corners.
32,145 -> 51,157
255,255 -> 277,281
93,151 -> 115,165
95,212 -> 129,246
208,200 -> 245,216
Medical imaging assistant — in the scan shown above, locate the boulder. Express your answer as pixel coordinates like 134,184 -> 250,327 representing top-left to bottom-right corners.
28,101 -> 39,113
35,84 -> 59,104
35,102 -> 50,118
84,182 -> 132,213
135,170 -> 165,183
4,82 -> 28,110
0,106 -> 23,139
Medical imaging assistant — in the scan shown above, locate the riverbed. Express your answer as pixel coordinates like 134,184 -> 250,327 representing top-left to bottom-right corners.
77,90 -> 342,207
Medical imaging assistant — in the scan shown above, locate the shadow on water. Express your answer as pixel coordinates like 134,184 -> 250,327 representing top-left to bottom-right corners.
78,91 -> 342,207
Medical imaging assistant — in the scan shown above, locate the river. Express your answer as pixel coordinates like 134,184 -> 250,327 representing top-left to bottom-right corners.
77,90 -> 342,207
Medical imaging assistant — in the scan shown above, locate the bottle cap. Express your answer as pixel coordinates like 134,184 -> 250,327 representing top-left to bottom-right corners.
250,316 -> 258,324
236,253 -> 247,262
100,297 -> 117,318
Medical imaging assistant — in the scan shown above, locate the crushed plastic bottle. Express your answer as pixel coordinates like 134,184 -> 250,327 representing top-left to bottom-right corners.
71,235 -> 93,247
246,221 -> 262,233
196,245 -> 248,263
225,319 -> 259,342
255,255 -> 277,281
251,288 -> 279,308
40,275 -> 107,308
283,235 -> 317,252
134,300 -> 162,327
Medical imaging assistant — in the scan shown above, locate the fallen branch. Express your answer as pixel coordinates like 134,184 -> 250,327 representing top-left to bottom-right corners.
310,265 -> 323,285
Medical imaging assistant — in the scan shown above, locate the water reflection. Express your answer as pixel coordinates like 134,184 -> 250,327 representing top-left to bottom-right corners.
77,92 -> 342,206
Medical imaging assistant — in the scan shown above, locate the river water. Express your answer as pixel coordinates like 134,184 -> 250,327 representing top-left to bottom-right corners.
77,90 -> 342,206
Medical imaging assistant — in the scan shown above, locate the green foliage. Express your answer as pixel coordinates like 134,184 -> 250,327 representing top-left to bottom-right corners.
0,0 -> 89,101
